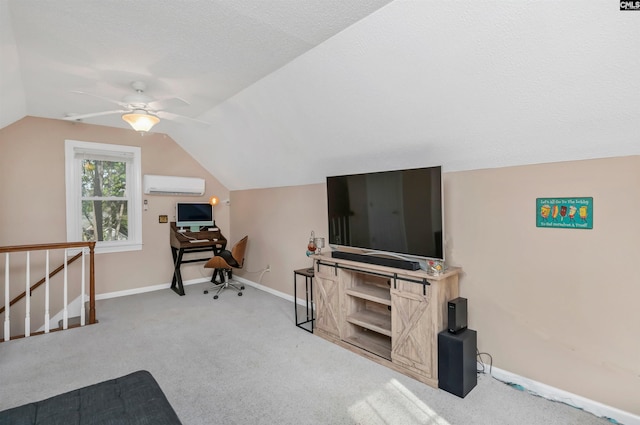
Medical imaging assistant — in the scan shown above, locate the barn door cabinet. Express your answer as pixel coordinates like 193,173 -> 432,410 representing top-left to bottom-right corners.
313,254 -> 460,388
313,261 -> 342,339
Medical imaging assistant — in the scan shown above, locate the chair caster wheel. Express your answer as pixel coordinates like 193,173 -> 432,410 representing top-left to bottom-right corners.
204,290 -> 209,294
213,295 -> 219,299
240,286 -> 245,290
238,292 -> 243,296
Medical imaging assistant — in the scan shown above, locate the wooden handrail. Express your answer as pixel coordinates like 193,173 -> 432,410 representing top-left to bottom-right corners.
0,241 -> 93,253
1,241 -> 97,327
0,252 -> 83,315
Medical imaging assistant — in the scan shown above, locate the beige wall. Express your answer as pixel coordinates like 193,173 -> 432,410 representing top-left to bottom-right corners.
445,156 -> 639,415
229,184 -> 328,294
0,117 -> 230,297
230,155 -> 640,415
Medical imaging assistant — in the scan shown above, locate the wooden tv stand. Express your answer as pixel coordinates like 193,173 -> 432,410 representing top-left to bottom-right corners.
312,253 -> 460,388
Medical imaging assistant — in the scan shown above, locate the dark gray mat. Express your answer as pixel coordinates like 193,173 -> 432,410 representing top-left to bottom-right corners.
0,370 -> 182,425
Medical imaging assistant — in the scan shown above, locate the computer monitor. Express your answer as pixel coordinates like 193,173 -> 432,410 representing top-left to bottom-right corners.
176,202 -> 213,232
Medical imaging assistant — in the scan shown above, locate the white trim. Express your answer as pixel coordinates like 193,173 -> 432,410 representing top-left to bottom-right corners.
90,276 -> 638,425
94,275 -> 308,306
64,140 -> 142,254
234,276 -> 295,302
478,363 -> 640,425
234,275 -> 316,309
94,277 -> 210,300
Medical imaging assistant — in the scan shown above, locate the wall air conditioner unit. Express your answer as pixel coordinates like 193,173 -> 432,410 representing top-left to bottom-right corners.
143,174 -> 205,196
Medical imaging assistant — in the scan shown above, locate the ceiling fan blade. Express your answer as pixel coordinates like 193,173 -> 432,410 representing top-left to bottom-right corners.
71,90 -> 129,108
63,110 -> 129,121
147,97 -> 190,111
156,111 -> 211,127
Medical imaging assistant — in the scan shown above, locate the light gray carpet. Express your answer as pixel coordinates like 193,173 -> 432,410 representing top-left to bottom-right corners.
0,282 -> 611,425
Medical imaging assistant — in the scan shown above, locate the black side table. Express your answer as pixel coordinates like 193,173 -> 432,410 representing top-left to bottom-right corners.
294,268 -> 314,333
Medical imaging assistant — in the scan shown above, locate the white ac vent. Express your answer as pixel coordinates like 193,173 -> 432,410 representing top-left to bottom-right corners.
143,175 -> 205,196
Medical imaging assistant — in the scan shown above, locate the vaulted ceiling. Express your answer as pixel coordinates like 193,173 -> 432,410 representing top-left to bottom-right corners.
2,1 -> 638,190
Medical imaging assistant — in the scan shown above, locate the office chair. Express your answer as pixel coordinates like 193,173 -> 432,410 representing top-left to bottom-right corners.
203,235 -> 248,299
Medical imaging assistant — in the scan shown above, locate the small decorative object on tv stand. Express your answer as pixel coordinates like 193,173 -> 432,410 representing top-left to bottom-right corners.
305,231 -> 321,272
312,253 -> 461,389
427,259 -> 445,276
314,237 -> 325,254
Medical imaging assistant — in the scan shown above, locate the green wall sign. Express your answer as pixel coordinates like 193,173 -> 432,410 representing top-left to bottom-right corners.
536,197 -> 593,229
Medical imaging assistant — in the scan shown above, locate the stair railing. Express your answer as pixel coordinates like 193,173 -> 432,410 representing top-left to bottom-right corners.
0,241 -> 96,341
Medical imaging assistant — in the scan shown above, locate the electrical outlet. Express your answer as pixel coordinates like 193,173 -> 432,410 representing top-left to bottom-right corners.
266,264 -> 271,272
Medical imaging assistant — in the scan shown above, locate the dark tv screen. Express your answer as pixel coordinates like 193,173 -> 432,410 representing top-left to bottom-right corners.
176,202 -> 213,229
327,166 -> 443,260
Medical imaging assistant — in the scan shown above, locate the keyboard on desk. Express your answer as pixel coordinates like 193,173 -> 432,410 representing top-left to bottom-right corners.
188,239 -> 209,243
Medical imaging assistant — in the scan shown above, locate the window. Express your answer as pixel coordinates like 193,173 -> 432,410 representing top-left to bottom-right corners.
65,140 -> 142,253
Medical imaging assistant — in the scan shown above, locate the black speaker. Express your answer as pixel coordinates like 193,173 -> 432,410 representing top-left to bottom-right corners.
448,297 -> 467,334
438,328 -> 477,398
331,251 -> 420,270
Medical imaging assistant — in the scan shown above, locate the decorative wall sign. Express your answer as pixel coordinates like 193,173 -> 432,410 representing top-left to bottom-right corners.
536,197 -> 593,229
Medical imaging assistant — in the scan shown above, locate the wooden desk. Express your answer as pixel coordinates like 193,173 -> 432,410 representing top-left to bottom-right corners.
169,222 -> 227,296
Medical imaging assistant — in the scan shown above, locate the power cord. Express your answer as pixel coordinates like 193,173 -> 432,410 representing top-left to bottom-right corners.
243,267 -> 270,274
250,267 -> 270,284
477,348 -> 493,375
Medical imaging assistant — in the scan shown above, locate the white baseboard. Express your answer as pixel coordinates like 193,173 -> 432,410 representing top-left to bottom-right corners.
479,362 -> 639,425
95,275 -> 308,305
95,277 -> 210,300
234,275 -> 314,309
95,277 -> 636,425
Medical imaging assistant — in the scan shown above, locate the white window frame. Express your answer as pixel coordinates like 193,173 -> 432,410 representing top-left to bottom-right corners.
65,140 -> 142,253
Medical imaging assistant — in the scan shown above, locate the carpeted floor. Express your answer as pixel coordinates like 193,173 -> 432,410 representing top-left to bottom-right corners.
0,281 -> 613,425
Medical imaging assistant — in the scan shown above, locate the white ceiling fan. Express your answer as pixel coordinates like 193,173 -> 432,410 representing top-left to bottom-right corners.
63,81 -> 209,132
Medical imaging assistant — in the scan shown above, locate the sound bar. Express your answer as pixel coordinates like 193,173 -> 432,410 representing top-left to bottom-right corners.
331,251 -> 420,270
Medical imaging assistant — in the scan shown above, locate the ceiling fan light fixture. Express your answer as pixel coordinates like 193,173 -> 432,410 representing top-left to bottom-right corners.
122,111 -> 160,132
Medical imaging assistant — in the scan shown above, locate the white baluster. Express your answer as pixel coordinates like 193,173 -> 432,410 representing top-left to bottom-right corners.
4,253 -> 10,341
63,249 -> 68,330
25,251 -> 30,337
44,250 -> 50,333
80,247 -> 86,326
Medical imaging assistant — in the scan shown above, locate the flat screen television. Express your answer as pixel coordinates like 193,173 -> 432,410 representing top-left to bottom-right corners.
176,202 -> 214,232
326,166 -> 443,264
